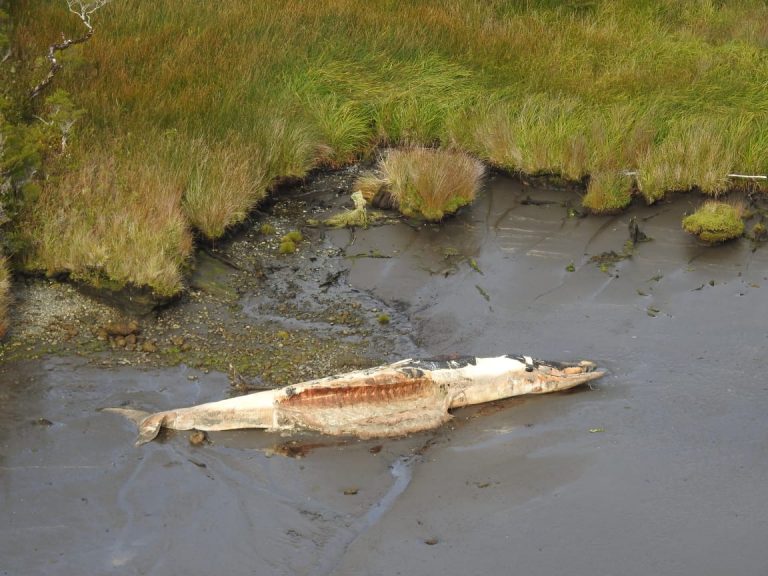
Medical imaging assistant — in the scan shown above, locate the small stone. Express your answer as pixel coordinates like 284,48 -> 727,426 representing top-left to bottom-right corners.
104,321 -> 140,337
343,488 -> 359,496
61,324 -> 78,339
424,538 -> 439,546
189,430 -> 207,446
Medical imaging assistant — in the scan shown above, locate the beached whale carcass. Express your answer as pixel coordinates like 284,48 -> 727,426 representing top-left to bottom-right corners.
107,355 -> 605,445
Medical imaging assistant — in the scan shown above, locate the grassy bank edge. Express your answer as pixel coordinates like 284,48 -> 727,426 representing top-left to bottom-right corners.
4,0 -> 768,302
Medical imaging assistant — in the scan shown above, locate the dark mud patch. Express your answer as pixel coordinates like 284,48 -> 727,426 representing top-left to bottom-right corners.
1,167 -> 418,387
3,171 -> 768,575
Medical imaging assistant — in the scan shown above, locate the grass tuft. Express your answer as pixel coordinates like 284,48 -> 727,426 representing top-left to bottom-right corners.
282,230 -> 303,243
363,148 -> 485,221
682,201 -> 745,244
278,240 -> 296,254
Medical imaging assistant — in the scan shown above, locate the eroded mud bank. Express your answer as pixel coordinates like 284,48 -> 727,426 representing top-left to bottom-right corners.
2,173 -> 768,576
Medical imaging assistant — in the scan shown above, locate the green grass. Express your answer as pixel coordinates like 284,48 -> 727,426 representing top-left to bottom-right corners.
5,0 -> 768,290
682,200 -> 745,243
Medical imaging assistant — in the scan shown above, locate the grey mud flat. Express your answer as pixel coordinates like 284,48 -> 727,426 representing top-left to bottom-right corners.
2,173 -> 768,576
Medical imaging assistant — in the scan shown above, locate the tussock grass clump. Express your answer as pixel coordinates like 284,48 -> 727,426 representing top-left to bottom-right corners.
360,148 -> 484,221
259,223 -> 276,235
278,230 -> 303,254
682,201 -> 745,244
0,255 -> 10,338
282,230 -> 303,243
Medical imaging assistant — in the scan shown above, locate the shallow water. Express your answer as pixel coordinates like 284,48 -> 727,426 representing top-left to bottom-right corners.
2,175 -> 768,575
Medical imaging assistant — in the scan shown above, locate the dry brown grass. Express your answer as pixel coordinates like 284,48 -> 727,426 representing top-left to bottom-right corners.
180,138 -> 270,239
0,254 -> 10,338
363,148 -> 485,221
20,147 -> 193,295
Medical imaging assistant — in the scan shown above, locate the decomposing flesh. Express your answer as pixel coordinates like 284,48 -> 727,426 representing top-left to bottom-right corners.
106,355 -> 605,445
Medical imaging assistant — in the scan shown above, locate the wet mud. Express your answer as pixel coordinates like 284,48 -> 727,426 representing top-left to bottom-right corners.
2,173 -> 768,575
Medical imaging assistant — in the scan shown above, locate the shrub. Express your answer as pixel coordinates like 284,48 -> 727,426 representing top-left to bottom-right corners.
278,240 -> 296,254
682,201 -> 744,244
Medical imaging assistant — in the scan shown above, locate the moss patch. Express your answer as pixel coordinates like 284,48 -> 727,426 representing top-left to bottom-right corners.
682,201 -> 744,244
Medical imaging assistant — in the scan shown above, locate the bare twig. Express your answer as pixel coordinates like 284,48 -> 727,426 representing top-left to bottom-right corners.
727,173 -> 768,181
622,170 -> 767,181
65,0 -> 112,31
29,0 -> 111,100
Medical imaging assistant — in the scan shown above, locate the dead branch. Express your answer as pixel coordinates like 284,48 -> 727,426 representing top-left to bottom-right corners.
29,0 -> 111,100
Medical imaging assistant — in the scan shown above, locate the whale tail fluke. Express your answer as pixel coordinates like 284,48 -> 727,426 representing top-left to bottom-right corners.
101,407 -> 165,446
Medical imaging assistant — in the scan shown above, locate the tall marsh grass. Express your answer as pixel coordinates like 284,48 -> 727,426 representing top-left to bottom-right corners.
7,0 -> 768,289
19,146 -> 193,295
0,254 -> 9,338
